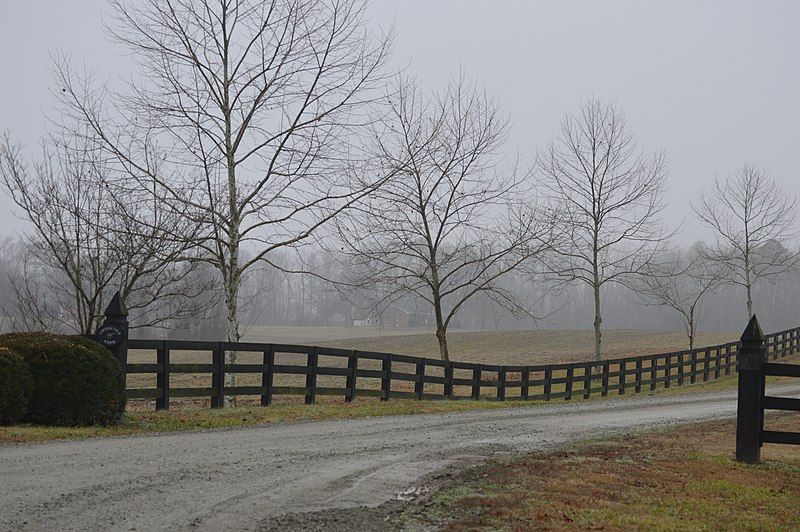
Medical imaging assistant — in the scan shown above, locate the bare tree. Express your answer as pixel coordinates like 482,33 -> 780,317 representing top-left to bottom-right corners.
55,0 -> 392,395
335,75 -> 557,361
632,244 -> 723,350
537,99 -> 670,361
0,239 -> 59,333
0,133 -> 212,335
694,165 -> 799,319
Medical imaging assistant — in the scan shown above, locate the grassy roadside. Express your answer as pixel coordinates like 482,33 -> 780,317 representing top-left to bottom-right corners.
0,398 -> 544,445
398,414 -> 800,531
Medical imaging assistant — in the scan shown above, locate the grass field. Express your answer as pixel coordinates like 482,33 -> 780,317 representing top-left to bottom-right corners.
399,413 -> 800,530
244,327 -> 737,365
242,326 -> 437,344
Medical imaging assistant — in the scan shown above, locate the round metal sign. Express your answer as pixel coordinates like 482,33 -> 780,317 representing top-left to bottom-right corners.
97,323 -> 125,347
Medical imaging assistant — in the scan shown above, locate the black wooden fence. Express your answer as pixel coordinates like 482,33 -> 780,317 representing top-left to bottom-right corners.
118,330 -> 798,410
736,315 -> 800,464
90,295 -> 800,411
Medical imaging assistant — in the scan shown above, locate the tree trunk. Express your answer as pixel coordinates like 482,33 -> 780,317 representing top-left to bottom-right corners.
744,243 -> 753,318
225,280 -> 240,345
593,279 -> 602,363
435,326 -> 449,362
591,223 -> 603,363
433,298 -> 449,362
224,241 -> 241,407
746,282 -> 754,318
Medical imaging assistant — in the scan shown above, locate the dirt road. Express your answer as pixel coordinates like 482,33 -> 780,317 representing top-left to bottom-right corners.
3,384 -> 799,531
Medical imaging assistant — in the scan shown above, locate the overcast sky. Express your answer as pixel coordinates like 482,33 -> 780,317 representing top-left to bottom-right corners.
1,0 -> 798,240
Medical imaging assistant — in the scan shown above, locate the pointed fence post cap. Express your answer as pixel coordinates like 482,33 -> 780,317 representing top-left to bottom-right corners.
104,291 -> 128,318
741,315 -> 763,343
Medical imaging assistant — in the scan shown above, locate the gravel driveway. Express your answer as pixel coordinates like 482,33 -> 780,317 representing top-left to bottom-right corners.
3,384 -> 799,531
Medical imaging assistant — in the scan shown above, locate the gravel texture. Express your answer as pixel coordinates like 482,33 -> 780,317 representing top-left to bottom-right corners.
3,384 -> 799,531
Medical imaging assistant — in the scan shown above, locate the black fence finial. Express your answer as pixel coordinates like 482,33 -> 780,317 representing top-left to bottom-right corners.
104,291 -> 128,318
741,314 -> 764,344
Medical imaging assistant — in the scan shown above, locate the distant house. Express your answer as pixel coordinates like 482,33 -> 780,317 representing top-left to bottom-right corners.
408,309 -> 433,327
353,305 -> 434,328
352,306 -> 410,328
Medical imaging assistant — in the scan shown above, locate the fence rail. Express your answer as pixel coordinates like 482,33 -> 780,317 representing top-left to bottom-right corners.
117,325 -> 800,411
736,317 -> 800,464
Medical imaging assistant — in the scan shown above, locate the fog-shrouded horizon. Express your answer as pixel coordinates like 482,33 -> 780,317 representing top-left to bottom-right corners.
1,0 -> 798,242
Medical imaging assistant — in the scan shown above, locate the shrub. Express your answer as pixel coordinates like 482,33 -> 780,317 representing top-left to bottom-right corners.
0,347 -> 32,425
0,333 -> 126,426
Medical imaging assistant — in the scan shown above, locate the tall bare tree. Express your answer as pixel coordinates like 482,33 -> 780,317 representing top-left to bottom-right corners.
632,244 -> 723,350
335,76 -> 557,361
537,99 -> 670,361
0,133 -> 211,334
694,165 -> 799,318
55,0 -> 392,392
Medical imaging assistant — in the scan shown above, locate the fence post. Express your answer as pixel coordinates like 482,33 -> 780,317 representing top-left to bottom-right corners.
471,366 -> 481,400
635,358 -> 643,393
414,360 -> 425,400
649,357 -> 658,391
521,368 -> 530,401
544,366 -> 554,401
380,355 -> 391,401
155,340 -> 170,411
444,362 -> 454,399
261,345 -> 275,406
305,347 -> 318,405
703,347 -> 712,382
211,343 -> 225,408
345,350 -> 358,403
565,365 -> 574,400
736,315 -> 766,464
95,291 -> 129,372
497,368 -> 506,401
724,345 -> 733,375
582,363 -> 591,399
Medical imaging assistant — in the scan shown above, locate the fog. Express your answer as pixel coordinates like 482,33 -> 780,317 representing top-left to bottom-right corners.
2,1 -> 798,238
0,1 -> 799,338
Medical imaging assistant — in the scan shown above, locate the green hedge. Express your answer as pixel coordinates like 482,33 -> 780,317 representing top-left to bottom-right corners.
0,347 -> 32,425
0,333 -> 126,426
